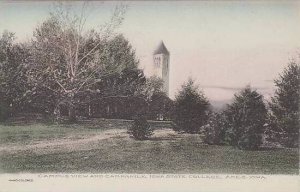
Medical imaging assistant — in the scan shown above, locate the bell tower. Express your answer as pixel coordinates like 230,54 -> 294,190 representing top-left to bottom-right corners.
153,41 -> 170,97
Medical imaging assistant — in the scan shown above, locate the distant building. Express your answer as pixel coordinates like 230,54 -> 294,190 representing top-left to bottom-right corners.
153,41 -> 170,97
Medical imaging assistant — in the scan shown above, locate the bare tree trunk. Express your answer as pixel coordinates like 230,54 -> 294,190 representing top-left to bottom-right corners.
54,103 -> 61,122
68,104 -> 76,122
88,104 -> 91,118
67,95 -> 77,122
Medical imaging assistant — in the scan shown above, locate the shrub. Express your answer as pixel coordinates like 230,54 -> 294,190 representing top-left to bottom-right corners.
203,112 -> 226,145
128,117 -> 153,140
224,86 -> 267,150
172,78 -> 210,134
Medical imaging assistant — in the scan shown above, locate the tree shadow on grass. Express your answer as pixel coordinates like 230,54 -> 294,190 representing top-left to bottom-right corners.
257,147 -> 288,151
148,137 -> 175,141
149,134 -> 184,141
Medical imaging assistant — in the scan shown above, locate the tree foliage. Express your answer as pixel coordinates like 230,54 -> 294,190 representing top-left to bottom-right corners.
224,86 -> 267,150
0,31 -> 30,117
24,4 -> 143,121
148,92 -> 174,120
203,112 -> 226,145
172,78 -> 210,133
140,76 -> 173,120
269,61 -> 300,148
0,4 -> 167,122
141,76 -> 164,101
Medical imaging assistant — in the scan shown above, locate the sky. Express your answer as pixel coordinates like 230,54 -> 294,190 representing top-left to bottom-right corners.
1,1 -> 300,106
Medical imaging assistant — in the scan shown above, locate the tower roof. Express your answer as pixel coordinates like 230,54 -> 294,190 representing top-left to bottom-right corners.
154,41 -> 169,55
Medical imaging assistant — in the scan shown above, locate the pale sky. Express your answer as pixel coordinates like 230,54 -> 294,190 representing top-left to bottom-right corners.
1,1 -> 300,106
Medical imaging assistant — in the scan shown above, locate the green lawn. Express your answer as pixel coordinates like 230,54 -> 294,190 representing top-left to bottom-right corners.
0,119 -> 298,174
0,119 -> 128,146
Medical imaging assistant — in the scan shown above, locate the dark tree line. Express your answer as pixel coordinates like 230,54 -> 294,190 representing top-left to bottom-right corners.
0,28 -> 172,122
0,4 -> 172,122
0,31 -> 31,119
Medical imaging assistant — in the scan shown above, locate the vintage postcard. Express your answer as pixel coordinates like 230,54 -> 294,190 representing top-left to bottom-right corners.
0,1 -> 299,191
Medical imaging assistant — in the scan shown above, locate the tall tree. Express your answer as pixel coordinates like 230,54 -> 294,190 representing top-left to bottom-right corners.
269,61 -> 300,147
173,78 -> 210,133
26,4 -> 139,121
0,31 -> 30,117
224,86 -> 267,150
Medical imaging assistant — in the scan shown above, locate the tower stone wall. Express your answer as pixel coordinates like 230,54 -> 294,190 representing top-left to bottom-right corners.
153,41 -> 170,97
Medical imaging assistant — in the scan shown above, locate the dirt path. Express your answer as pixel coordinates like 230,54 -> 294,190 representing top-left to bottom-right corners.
0,129 -> 129,155
0,129 -> 178,155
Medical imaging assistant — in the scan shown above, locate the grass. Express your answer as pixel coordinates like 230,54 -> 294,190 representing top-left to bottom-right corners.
0,119 -> 298,174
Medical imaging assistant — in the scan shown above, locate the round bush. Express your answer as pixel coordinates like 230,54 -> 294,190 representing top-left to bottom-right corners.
128,117 -> 153,140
